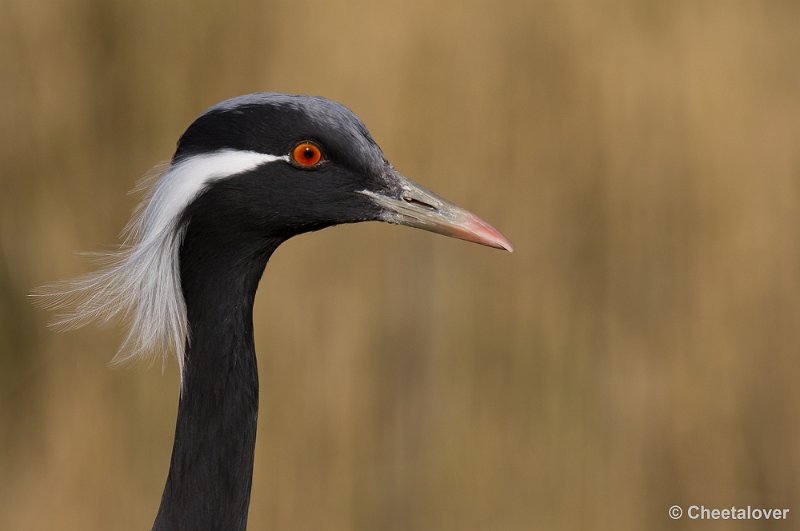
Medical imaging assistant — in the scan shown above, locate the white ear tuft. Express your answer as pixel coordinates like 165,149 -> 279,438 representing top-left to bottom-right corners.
32,150 -> 287,385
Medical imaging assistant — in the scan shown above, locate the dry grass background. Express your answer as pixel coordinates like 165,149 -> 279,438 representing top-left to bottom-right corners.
2,1 -> 800,530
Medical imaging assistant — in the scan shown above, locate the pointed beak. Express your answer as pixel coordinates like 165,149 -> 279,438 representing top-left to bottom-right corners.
359,172 -> 513,252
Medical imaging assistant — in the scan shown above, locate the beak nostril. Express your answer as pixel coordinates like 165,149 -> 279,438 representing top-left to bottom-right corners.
402,196 -> 436,211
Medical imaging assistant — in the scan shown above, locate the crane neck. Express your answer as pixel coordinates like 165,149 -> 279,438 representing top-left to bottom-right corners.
151,231 -> 282,531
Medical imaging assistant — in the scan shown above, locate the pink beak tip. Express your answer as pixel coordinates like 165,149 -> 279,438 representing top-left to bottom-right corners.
464,214 -> 514,253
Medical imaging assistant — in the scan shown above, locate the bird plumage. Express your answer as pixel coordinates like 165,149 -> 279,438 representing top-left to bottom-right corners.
33,93 -> 512,530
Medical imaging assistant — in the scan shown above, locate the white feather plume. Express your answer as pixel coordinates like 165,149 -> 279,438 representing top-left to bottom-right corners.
32,150 -> 287,383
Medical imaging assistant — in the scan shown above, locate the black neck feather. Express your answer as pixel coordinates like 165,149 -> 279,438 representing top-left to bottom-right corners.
151,217 -> 282,531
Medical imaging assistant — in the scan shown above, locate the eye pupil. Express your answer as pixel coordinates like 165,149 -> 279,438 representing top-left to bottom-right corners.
303,148 -> 314,159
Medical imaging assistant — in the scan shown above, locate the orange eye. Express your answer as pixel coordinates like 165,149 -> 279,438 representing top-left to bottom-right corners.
291,142 -> 323,167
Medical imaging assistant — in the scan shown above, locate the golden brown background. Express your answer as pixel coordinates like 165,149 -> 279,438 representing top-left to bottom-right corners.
2,1 -> 799,530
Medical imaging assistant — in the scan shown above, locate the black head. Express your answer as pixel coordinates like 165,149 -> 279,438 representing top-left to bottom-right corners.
175,93 -> 512,250
175,94 -> 387,240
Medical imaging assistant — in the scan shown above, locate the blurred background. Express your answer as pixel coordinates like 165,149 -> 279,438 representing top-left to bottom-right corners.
2,1 -> 799,530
